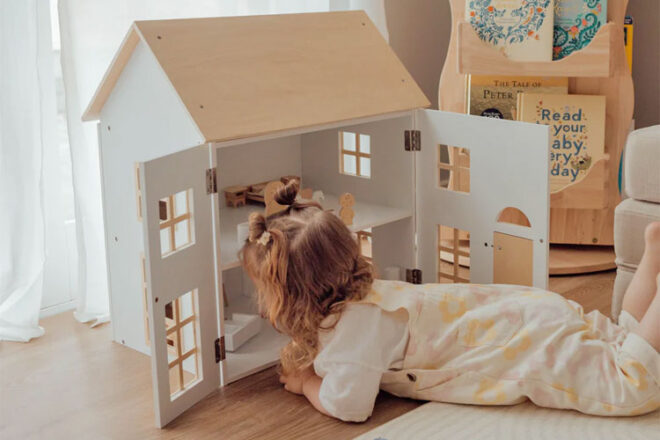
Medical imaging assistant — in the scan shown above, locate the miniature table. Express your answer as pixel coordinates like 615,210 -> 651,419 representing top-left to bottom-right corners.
224,185 -> 248,207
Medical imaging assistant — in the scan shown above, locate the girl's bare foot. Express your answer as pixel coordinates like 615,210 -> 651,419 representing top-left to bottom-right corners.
622,222 -> 660,322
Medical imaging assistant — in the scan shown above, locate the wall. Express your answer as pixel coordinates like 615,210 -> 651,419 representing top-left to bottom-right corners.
385,0 -> 659,128
215,137 -> 302,191
385,0 -> 450,110
626,0 -> 660,129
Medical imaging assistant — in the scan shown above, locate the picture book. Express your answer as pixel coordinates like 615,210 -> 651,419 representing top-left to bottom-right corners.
553,0 -> 607,60
517,93 -> 606,193
466,0 -> 555,61
467,75 -> 568,119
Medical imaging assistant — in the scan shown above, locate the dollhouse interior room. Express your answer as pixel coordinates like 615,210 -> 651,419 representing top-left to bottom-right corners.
2,1 -> 659,439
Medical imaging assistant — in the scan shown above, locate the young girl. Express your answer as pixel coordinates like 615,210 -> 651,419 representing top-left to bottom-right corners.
240,181 -> 660,422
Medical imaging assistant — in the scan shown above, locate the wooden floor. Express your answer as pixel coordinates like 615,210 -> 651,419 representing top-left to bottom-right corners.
1,272 -> 614,440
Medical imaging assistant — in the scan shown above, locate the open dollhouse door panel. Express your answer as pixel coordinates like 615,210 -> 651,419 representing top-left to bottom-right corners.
139,145 -> 222,427
415,110 -> 550,288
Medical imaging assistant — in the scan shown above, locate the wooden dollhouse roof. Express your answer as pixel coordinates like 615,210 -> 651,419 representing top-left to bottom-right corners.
83,11 -> 430,143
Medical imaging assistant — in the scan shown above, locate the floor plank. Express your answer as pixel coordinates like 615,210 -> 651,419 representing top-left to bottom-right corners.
1,271 -> 614,439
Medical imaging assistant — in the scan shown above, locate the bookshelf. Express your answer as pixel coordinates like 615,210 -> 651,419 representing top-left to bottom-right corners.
457,21 -> 616,77
439,0 -> 633,274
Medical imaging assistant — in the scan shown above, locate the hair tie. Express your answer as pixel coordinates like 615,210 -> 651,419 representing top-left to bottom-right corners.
256,231 -> 272,246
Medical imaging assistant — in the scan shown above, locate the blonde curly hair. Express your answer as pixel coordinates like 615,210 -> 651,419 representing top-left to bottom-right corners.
239,180 -> 373,374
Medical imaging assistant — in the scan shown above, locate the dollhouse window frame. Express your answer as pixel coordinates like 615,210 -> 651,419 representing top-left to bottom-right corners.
438,145 -> 470,193
164,289 -> 201,399
158,189 -> 195,257
135,163 -> 143,221
339,131 -> 371,178
437,225 -> 470,283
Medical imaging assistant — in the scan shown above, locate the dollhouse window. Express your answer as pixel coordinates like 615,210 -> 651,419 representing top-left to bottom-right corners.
159,189 -> 194,257
357,229 -> 373,262
496,207 -> 531,227
438,145 -> 470,193
166,290 -> 200,399
437,225 -> 470,283
135,164 -> 143,221
339,131 -> 371,178
141,254 -> 150,345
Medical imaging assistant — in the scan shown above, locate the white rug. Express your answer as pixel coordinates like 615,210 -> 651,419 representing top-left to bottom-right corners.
354,402 -> 660,440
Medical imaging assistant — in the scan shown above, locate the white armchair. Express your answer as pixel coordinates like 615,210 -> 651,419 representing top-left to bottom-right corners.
612,125 -> 660,320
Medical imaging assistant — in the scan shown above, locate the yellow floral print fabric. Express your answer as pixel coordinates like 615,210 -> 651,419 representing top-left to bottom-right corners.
364,280 -> 660,416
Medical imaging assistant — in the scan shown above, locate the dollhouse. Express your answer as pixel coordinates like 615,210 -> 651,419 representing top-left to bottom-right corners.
83,11 -> 550,427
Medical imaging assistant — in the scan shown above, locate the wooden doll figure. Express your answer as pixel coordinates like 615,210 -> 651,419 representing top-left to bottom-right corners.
338,192 -> 355,226
299,187 -> 314,200
264,181 -> 287,217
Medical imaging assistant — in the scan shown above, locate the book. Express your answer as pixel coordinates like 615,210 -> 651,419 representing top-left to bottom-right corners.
466,0 -> 555,61
517,93 -> 606,193
553,0 -> 607,60
624,15 -> 633,72
467,75 -> 568,119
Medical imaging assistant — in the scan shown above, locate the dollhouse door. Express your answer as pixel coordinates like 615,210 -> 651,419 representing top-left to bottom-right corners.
139,145 -> 222,427
415,109 -> 550,288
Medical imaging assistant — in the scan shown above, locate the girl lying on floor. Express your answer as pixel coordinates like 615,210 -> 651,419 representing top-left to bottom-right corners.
240,180 -> 660,422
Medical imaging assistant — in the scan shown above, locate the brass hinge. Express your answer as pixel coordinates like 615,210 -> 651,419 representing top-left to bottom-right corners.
206,168 -> 217,194
406,268 -> 422,284
404,130 -> 421,151
215,336 -> 225,362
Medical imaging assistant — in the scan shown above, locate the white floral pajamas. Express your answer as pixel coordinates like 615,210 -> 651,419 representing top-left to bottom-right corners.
362,280 -> 660,416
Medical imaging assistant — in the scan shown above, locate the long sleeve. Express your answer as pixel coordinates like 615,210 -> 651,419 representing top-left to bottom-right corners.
313,303 -> 408,422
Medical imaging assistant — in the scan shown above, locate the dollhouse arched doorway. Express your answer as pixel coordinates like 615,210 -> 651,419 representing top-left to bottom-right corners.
493,207 -> 533,286
496,207 -> 531,227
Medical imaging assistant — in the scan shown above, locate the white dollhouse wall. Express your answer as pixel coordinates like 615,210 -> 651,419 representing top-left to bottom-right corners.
301,115 -> 413,211
98,41 -> 205,356
371,218 -> 415,278
215,136 -> 302,273
415,110 -> 549,288
302,115 -> 416,276
216,137 -> 302,192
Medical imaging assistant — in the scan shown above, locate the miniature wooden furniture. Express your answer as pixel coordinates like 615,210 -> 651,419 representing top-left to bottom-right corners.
83,11 -> 550,427
223,185 -> 248,207
264,181 -> 286,217
339,192 -> 355,225
246,181 -> 268,204
438,0 -> 633,274
299,187 -> 314,200
225,178 -> 300,208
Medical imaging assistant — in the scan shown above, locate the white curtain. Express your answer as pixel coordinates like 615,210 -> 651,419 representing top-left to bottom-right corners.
0,0 -> 49,341
56,0 -> 387,328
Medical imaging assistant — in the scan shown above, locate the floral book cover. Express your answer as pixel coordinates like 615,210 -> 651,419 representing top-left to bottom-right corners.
466,0 -> 555,61
467,75 -> 568,119
517,93 -> 606,193
553,0 -> 607,60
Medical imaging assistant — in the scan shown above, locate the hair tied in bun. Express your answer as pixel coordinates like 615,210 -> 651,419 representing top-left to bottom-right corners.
274,179 -> 300,206
248,212 -> 267,242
